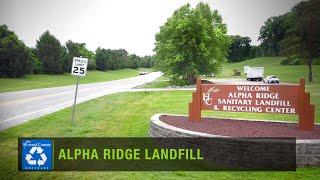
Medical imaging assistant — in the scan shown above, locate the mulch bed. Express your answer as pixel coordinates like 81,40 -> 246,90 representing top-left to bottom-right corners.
159,115 -> 320,139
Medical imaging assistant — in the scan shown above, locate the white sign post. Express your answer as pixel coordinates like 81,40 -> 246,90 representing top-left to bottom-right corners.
71,57 -> 88,124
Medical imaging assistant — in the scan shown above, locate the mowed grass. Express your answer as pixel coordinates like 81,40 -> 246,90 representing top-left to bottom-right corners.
0,68 -> 149,93
219,57 -> 320,84
141,57 -> 320,86
1,91 -> 320,179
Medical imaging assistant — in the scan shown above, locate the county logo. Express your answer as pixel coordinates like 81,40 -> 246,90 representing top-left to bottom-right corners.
202,86 -> 220,105
21,139 -> 53,171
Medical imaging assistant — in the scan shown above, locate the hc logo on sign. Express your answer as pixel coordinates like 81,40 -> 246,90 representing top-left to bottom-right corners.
21,139 -> 52,171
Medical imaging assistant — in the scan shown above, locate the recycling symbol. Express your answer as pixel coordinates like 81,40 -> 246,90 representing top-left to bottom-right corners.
25,147 -> 47,166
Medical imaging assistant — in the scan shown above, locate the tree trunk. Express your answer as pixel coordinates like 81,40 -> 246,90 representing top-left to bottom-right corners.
307,56 -> 313,82
307,14 -> 313,82
186,75 -> 196,85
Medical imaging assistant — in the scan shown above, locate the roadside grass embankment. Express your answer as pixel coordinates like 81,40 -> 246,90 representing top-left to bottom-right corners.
0,68 -> 151,93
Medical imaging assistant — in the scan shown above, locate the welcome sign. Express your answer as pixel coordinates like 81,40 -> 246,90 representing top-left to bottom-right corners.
189,79 -> 315,131
201,84 -> 299,114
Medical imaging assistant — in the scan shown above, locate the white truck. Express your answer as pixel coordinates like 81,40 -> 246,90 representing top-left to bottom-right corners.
245,66 -> 264,81
243,66 -> 250,74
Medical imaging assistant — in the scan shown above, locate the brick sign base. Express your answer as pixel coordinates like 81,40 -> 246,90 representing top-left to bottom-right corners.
150,114 -> 320,167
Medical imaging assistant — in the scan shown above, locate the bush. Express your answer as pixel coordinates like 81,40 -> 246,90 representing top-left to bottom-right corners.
0,25 -> 34,78
280,58 -> 291,65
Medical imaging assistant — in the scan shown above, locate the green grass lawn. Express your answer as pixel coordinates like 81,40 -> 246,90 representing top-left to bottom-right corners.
1,91 -> 319,179
140,57 -> 320,87
0,68 -> 149,93
218,57 -> 320,84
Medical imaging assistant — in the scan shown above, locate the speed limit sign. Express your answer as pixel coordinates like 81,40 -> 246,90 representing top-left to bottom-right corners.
70,56 -> 88,124
71,57 -> 88,77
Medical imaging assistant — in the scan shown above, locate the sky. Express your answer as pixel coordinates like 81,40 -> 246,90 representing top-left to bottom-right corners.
0,0 -> 302,56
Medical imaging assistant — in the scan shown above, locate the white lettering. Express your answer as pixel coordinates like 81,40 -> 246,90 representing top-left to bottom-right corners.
236,86 -> 270,92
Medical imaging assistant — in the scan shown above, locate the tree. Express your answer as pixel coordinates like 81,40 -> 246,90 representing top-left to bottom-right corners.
115,49 -> 129,69
280,0 -> 320,82
95,48 -> 116,70
249,45 -> 262,59
128,54 -> 139,69
139,55 -> 154,68
258,14 -> 289,56
228,35 -> 252,62
0,25 -> 34,78
66,40 -> 96,71
34,31 -> 67,74
87,59 -> 97,70
154,3 -> 230,85
30,48 -> 43,74
65,40 -> 83,72
95,47 -> 153,71
95,47 -> 107,71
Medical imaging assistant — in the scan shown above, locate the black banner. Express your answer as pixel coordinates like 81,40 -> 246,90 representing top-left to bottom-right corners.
18,137 -> 296,171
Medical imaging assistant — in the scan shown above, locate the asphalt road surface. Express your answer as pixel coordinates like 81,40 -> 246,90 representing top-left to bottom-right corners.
0,72 -> 161,130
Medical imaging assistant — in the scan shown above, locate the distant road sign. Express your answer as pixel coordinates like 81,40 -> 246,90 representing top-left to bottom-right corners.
71,57 -> 88,77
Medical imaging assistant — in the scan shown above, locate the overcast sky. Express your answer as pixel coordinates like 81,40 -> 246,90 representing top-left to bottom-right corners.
0,0 -> 301,56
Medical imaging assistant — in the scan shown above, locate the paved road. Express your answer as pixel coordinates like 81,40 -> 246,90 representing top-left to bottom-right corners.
0,72 -> 162,130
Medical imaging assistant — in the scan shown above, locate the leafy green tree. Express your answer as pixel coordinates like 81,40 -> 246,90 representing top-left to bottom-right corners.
95,47 -> 108,71
65,40 -> 83,72
249,45 -> 262,58
108,50 -> 120,70
65,40 -> 96,71
139,55 -> 154,68
154,3 -> 230,85
35,31 -> 67,74
79,46 -> 95,60
0,25 -> 34,78
128,54 -> 140,69
87,59 -> 97,70
30,48 -> 43,74
95,47 -> 153,71
258,14 -> 289,56
95,48 -> 117,70
228,35 -> 252,62
280,0 -> 320,82
115,49 -> 129,69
